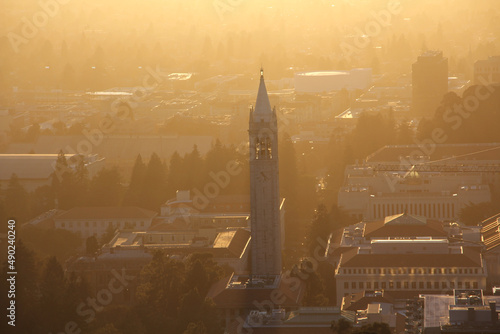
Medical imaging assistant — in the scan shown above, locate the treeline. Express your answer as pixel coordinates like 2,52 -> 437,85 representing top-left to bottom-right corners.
0,241 -> 225,334
0,140 -> 249,229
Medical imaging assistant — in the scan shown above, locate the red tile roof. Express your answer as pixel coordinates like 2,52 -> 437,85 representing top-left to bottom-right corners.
364,216 -> 447,239
339,247 -> 482,268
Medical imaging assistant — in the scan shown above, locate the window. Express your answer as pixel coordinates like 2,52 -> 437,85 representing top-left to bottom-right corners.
367,282 -> 372,289
344,282 -> 349,289
412,282 -> 417,289
351,282 -> 356,289
458,282 -> 463,288
442,282 -> 447,289
396,282 -> 401,289
474,269 -> 478,274
389,281 -> 394,289
404,282 -> 409,289
434,282 -> 439,289
426,282 -> 432,289
459,269 -> 462,274
419,282 -> 424,289
374,282 -> 379,289
451,281 -> 455,289
382,282 -> 386,289
465,281 -> 470,289
348,269 -> 352,274
359,282 -> 364,289
473,282 -> 478,289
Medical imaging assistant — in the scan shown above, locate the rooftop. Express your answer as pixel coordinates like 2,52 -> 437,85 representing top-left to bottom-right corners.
339,247 -> 482,268
56,206 -> 158,220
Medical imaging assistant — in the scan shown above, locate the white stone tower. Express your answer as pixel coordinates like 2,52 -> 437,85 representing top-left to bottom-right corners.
249,69 -> 282,277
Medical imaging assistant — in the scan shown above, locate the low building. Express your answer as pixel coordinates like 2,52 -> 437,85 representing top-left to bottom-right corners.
105,228 -> 251,273
356,302 -> 406,334
242,307 -> 351,334
54,206 -> 158,239
335,238 -> 487,306
327,212 -> 482,269
422,289 -> 500,334
0,153 -> 105,192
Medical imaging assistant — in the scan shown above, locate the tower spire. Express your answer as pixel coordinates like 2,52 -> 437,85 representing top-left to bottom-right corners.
253,68 -> 272,122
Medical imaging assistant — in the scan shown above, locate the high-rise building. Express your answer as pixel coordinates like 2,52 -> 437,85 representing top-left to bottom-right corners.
412,51 -> 448,117
249,69 -> 282,277
474,56 -> 500,85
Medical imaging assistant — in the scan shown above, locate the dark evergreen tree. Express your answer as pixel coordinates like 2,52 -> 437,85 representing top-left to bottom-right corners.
88,167 -> 123,206
123,154 -> 146,206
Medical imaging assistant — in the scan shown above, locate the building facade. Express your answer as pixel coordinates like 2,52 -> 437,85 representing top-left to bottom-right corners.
54,206 -> 157,238
335,239 -> 487,306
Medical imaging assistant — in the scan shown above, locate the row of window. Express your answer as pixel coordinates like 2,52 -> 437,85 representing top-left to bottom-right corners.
343,280 -> 479,290
373,202 -> 455,219
60,221 -> 146,229
342,267 -> 480,275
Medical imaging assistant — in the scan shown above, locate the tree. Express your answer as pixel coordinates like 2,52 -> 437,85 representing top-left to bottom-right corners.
88,167 -> 123,206
39,256 -> 66,332
167,151 -> 184,197
183,322 -> 208,334
86,235 -> 100,255
354,322 -> 391,334
0,240 -> 39,333
123,154 -> 146,206
308,204 -> 331,257
330,318 -> 352,334
5,173 -> 29,223
141,153 -> 167,210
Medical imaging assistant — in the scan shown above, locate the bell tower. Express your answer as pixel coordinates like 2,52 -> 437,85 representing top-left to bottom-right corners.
249,69 -> 282,277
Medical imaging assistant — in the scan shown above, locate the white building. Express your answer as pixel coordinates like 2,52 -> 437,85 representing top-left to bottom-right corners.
338,143 -> 499,221
54,206 -> 158,239
0,153 -> 105,192
294,69 -> 372,93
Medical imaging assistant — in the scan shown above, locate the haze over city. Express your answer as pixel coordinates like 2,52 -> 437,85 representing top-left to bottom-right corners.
1,1 -> 500,334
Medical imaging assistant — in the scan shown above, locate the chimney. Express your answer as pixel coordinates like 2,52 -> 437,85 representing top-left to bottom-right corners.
490,301 -> 497,323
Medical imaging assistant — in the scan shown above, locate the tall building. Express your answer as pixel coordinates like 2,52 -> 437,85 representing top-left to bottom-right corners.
412,51 -> 448,117
249,69 -> 282,277
474,56 -> 500,85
